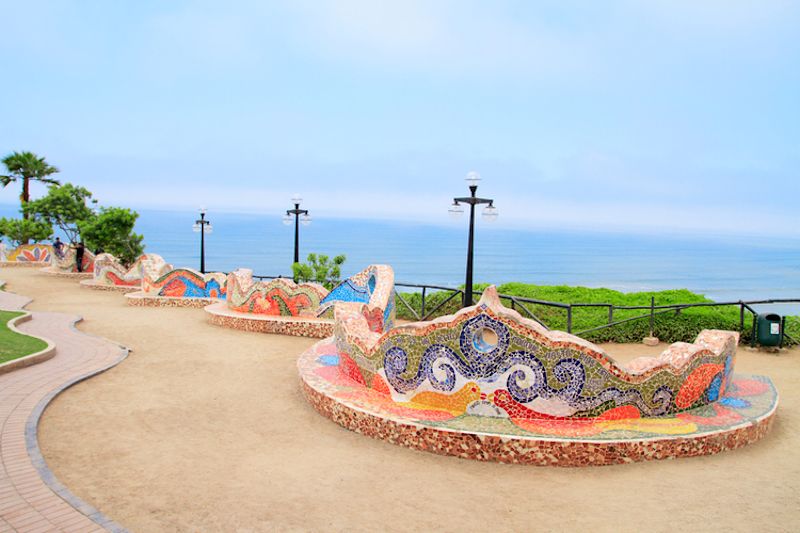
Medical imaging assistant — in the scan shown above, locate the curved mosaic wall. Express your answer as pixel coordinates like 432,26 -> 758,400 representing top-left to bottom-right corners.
142,267 -> 226,299
0,243 -> 52,263
333,287 -> 739,422
93,253 -> 171,288
318,265 -> 395,333
52,247 -> 95,273
226,269 -> 327,316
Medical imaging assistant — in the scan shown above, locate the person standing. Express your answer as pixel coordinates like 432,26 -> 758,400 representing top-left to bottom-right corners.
75,241 -> 85,272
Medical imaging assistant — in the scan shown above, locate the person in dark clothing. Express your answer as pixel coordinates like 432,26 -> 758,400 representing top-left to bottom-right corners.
75,241 -> 85,272
53,237 -> 64,258
94,246 -> 104,255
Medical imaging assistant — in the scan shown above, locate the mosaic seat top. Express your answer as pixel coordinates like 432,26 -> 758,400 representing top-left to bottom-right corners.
333,286 -> 738,419
226,269 -> 329,316
318,265 -> 395,333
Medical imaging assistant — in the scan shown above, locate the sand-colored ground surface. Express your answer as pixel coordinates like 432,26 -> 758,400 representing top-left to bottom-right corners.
2,267 -> 799,532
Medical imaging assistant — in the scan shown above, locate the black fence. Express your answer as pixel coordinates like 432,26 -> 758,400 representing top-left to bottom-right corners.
252,274 -> 798,346
393,283 -> 799,347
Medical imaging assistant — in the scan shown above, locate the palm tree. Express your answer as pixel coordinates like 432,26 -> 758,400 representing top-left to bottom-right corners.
1,151 -> 61,219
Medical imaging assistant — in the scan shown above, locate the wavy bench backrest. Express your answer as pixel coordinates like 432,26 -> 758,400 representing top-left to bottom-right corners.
53,247 -> 95,273
319,265 -> 395,333
94,253 -> 171,287
142,266 -> 226,298
333,286 -> 739,419
4,243 -> 53,263
226,269 -> 328,316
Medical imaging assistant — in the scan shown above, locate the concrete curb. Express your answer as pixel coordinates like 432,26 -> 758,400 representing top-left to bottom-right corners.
0,312 -> 57,375
24,314 -> 131,533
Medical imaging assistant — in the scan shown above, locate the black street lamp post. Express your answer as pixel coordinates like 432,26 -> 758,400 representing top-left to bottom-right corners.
192,207 -> 212,273
283,194 -> 312,265
449,172 -> 499,307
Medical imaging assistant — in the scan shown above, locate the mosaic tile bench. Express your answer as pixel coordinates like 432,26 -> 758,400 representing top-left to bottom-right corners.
205,265 -> 396,338
126,266 -> 226,308
81,253 -> 171,292
41,247 -> 96,278
317,264 -> 396,333
299,286 -> 778,466
0,243 -> 53,267
205,268 -> 332,337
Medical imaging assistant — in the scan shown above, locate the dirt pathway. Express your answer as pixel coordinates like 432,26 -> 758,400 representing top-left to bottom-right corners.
2,267 -> 798,532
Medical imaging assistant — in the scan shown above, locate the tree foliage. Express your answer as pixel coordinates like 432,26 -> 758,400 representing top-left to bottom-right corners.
23,183 -> 95,244
1,152 -> 60,218
77,207 -> 144,266
0,217 -> 53,247
292,253 -> 346,289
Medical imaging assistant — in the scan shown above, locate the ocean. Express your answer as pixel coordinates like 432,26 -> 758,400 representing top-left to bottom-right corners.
3,205 -> 800,314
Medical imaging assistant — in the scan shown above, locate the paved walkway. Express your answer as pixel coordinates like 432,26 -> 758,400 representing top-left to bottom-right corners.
0,281 -> 32,311
0,284 -> 128,532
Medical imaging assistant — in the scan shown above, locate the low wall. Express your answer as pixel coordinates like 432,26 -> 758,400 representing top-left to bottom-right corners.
90,253 -> 171,289
142,267 -> 226,299
334,286 -> 739,419
0,244 -> 53,265
317,264 -> 395,333
225,269 -> 327,316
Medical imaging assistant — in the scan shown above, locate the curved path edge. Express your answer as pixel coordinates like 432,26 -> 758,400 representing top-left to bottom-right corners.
23,317 -> 130,532
0,313 -> 57,376
0,280 -> 131,532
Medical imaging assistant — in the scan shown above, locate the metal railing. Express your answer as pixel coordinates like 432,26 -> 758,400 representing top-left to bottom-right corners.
251,273 -> 799,345
393,282 -> 566,329
392,284 -> 799,346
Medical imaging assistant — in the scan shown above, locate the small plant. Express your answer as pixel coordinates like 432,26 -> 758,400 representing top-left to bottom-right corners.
292,253 -> 346,290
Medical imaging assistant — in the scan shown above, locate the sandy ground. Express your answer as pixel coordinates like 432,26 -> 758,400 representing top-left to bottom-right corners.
2,267 -> 799,532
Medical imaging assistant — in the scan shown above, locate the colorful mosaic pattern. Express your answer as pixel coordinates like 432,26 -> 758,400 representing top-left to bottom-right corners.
333,287 -> 741,423
318,265 -> 396,333
226,269 -> 328,316
92,253 -> 171,288
1,244 -> 52,263
142,267 -> 226,299
300,338 -> 777,465
53,247 -> 95,273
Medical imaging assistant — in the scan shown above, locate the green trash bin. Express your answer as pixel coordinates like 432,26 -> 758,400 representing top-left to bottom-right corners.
756,313 -> 783,347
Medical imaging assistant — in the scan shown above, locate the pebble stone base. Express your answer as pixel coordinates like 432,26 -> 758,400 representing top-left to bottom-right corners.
205,301 -> 334,338
39,267 -> 94,279
79,279 -> 140,293
299,339 -> 778,467
0,262 -> 48,268
124,291 -> 220,308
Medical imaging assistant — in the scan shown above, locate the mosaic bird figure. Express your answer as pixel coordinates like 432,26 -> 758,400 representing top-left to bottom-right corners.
402,382 -> 483,416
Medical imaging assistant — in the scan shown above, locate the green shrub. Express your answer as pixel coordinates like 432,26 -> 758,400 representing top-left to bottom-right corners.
395,283 -> 799,345
0,217 -> 52,246
292,253 -> 346,290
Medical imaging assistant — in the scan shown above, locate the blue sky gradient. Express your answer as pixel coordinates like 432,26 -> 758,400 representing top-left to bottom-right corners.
1,1 -> 798,235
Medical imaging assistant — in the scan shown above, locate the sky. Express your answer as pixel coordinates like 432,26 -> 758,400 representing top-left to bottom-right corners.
1,0 -> 798,236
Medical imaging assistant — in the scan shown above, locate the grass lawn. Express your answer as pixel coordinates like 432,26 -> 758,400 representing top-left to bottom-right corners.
0,310 -> 48,364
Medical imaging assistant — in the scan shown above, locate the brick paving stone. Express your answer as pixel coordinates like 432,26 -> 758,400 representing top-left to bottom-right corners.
0,284 -> 129,532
